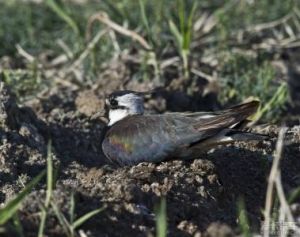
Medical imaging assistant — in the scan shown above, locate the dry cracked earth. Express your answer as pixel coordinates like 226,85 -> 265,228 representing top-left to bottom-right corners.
0,81 -> 300,237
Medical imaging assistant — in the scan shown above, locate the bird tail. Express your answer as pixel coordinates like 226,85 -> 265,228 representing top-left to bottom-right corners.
224,129 -> 269,142
223,100 -> 260,122
189,129 -> 268,152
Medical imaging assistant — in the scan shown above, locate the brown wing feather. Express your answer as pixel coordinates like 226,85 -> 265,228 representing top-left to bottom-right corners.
193,101 -> 259,131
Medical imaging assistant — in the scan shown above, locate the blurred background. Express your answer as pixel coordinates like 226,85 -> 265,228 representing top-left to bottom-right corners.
1,0 -> 300,124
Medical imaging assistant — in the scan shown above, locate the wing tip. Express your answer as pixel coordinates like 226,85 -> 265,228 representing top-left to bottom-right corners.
230,100 -> 260,114
246,100 -> 260,108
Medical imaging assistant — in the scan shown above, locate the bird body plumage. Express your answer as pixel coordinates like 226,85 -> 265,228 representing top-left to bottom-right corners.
102,101 -> 264,165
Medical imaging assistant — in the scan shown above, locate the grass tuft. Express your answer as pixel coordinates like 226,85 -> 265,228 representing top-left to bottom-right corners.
51,193 -> 105,237
0,170 -> 46,225
219,53 -> 288,122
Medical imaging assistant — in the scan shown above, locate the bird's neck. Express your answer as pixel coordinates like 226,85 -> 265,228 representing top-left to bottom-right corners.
108,108 -> 143,126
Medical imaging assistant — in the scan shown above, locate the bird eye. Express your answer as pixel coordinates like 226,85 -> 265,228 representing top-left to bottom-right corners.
110,98 -> 118,106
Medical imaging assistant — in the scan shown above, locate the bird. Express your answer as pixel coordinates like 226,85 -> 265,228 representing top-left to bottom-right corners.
101,90 -> 266,165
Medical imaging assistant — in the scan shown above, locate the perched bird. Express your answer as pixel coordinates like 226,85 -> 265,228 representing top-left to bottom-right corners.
101,90 -> 266,165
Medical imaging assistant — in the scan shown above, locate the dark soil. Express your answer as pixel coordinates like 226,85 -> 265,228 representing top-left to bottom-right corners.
0,81 -> 299,237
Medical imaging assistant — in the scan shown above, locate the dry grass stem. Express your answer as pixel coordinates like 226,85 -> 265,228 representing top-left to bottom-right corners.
16,44 -> 35,63
263,127 -> 286,237
86,12 -> 151,50
263,127 -> 300,237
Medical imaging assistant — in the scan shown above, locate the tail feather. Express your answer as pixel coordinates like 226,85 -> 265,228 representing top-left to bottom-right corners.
225,130 -> 269,141
189,129 -> 268,152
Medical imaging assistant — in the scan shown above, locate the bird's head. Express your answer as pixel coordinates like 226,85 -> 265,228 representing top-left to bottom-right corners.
105,90 -> 149,126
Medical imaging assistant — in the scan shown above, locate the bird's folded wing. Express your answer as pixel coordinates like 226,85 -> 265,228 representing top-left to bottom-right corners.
103,101 -> 259,163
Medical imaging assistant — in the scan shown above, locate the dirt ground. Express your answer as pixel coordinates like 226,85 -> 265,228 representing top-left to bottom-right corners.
0,76 -> 300,237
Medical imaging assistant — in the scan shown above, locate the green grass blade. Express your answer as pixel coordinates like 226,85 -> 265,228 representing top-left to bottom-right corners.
288,187 -> 300,204
102,0 -> 125,20
45,142 -> 53,207
0,170 -> 46,225
155,198 -> 167,237
38,207 -> 47,237
253,83 -> 287,122
177,0 -> 185,35
154,0 -> 165,25
139,0 -> 151,37
69,192 -> 75,225
184,1 -> 198,50
51,201 -> 70,234
45,0 -> 79,35
69,193 -> 75,237
237,198 -> 250,237
72,207 -> 105,230
169,20 -> 182,49
12,213 -> 24,237
38,142 -> 53,237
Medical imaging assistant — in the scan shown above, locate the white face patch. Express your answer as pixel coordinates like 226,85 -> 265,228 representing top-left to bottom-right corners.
108,109 -> 130,126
